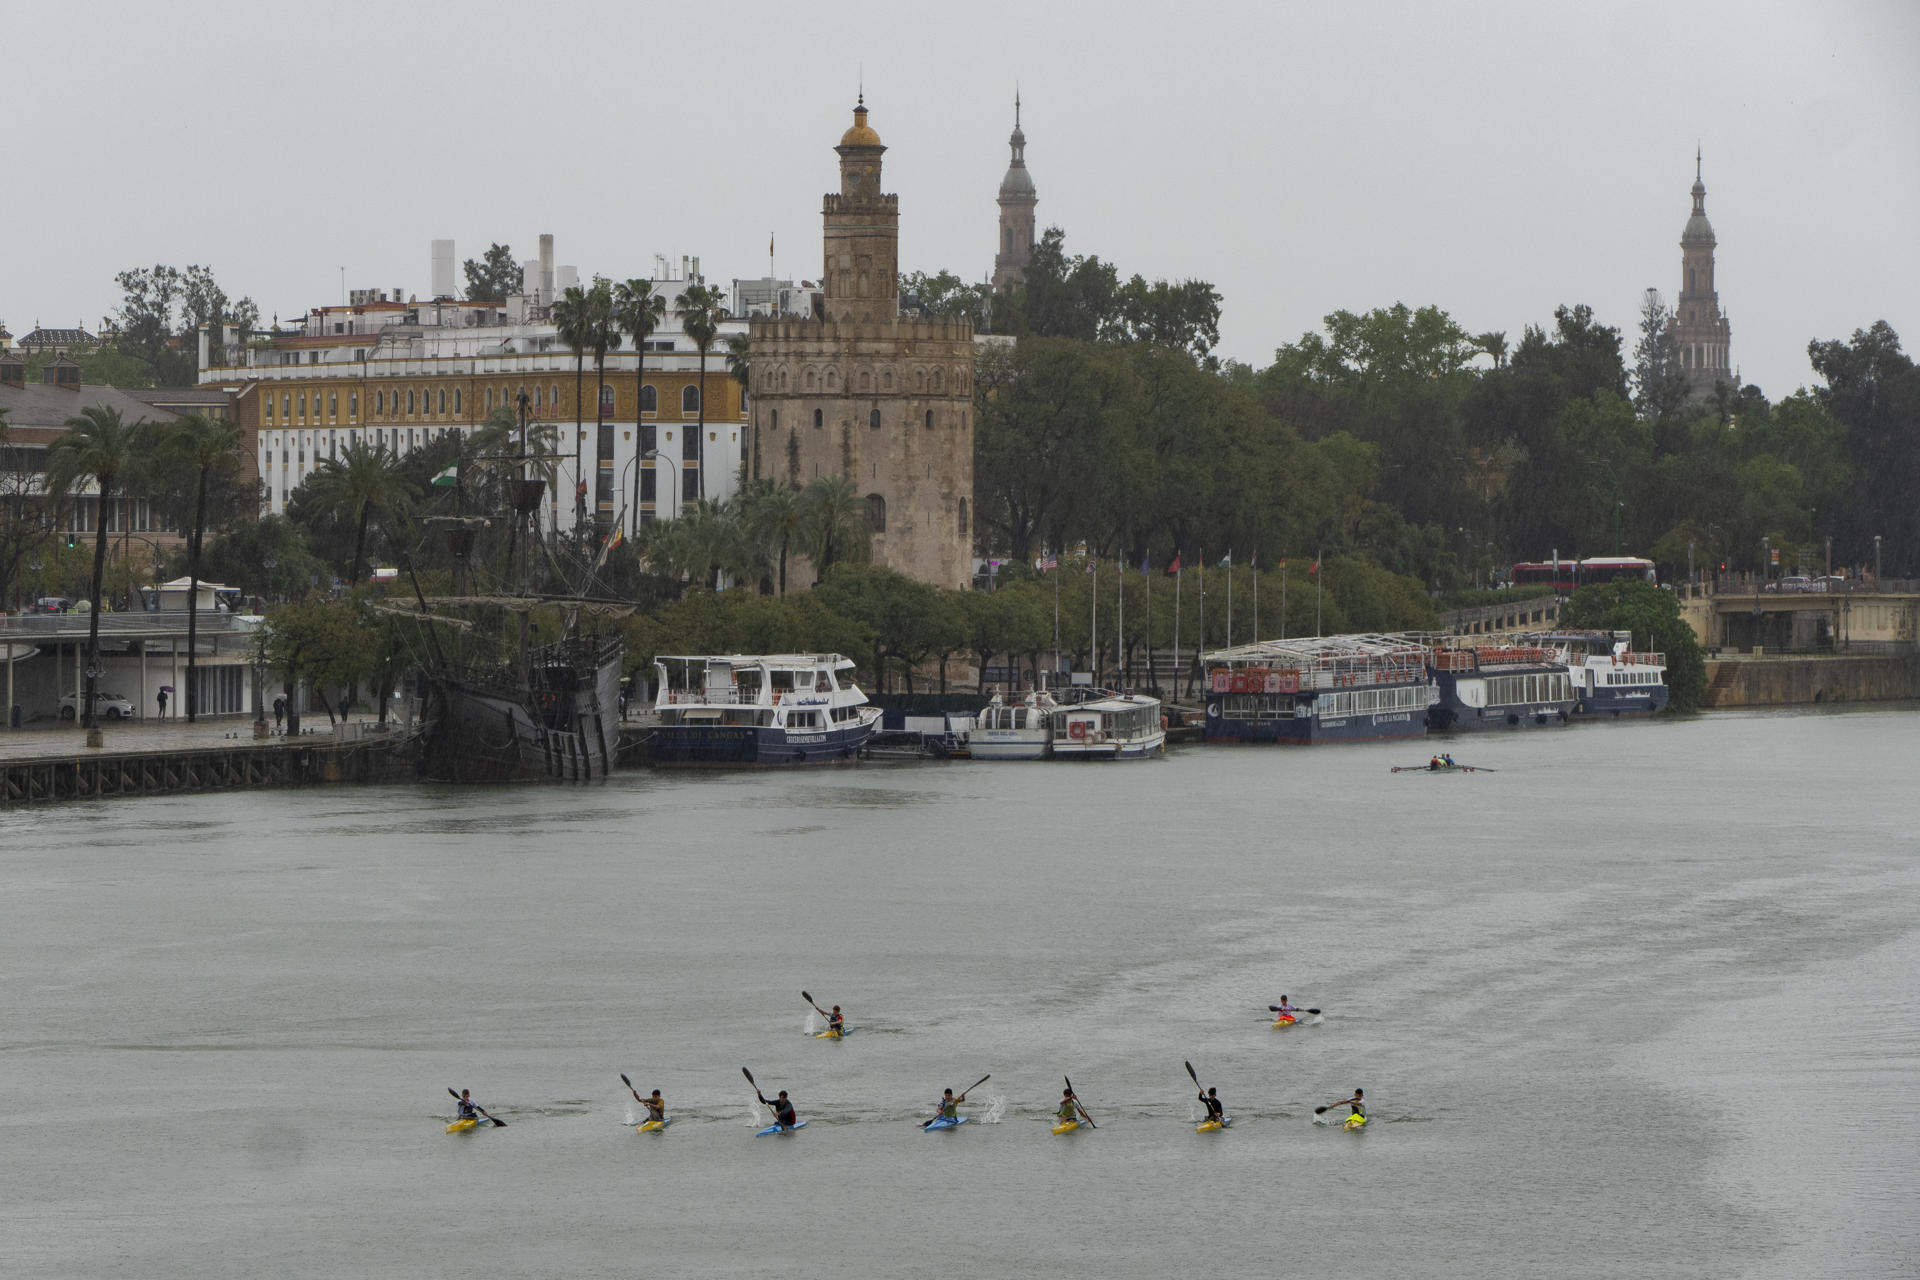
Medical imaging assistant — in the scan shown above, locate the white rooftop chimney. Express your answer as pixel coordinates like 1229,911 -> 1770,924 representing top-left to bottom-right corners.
431,239 -> 456,299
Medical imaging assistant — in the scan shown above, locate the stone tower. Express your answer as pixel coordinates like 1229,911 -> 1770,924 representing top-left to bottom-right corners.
1673,150 -> 1734,398
992,94 -> 1037,292
748,98 -> 977,591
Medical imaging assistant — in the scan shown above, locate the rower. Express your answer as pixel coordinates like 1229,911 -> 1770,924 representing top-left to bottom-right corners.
929,1085 -> 969,1126
642,1090 -> 666,1125
1273,995 -> 1300,1020
756,1087 -> 798,1131
1057,1088 -> 1081,1125
827,1005 -> 845,1035
1330,1087 -> 1364,1121
1199,1085 -> 1225,1124
454,1089 -> 479,1122
1429,755 -> 1442,771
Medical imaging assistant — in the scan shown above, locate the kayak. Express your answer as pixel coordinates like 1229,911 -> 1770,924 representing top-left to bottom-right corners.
814,1026 -> 851,1039
1271,1014 -> 1298,1028
1052,1119 -> 1080,1135
1344,1113 -> 1368,1130
637,1117 -> 673,1132
1195,1116 -> 1233,1132
1389,764 -> 1482,774
924,1115 -> 968,1132
754,1119 -> 807,1137
446,1118 -> 480,1133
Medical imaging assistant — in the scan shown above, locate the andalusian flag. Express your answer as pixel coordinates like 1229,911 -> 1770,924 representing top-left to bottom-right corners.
432,464 -> 458,487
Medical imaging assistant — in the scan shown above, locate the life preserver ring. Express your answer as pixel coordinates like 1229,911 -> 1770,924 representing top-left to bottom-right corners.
1207,703 -> 1220,717
1160,715 -> 1169,731
1069,721 -> 1088,739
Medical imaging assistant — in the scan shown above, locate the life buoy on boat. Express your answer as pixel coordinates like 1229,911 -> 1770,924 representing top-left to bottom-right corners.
1069,721 -> 1088,739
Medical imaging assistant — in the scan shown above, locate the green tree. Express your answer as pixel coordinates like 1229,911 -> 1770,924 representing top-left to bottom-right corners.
739,478 -> 806,594
1807,320 -> 1920,574
45,405 -> 152,728
1631,288 -> 1691,425
1112,274 -> 1222,365
259,596 -> 378,732
200,513 -> 328,601
799,473 -> 871,582
164,414 -> 244,719
298,439 -> 414,584
963,580 -> 1051,692
462,243 -> 519,302
0,411 -> 63,608
900,269 -> 993,325
551,283 -> 595,517
1562,578 -> 1706,712
676,283 -> 728,502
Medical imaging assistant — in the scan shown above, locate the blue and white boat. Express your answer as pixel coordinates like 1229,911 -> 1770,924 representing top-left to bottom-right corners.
1201,635 -> 1437,744
970,685 -> 1061,760
1426,643 -> 1575,732
1048,692 -> 1166,759
649,653 -> 881,766
1529,631 -> 1670,717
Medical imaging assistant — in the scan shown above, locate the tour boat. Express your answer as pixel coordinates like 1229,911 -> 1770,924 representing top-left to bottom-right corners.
1049,692 -> 1166,760
1426,643 -> 1575,732
649,653 -> 881,766
1527,630 -> 1670,717
969,685 -> 1061,760
1201,635 -> 1437,744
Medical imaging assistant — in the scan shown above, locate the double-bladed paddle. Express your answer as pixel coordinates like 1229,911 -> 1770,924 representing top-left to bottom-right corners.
447,1085 -> 505,1126
620,1072 -> 642,1103
1268,1006 -> 1323,1015
922,1073 -> 991,1128
1065,1074 -> 1096,1129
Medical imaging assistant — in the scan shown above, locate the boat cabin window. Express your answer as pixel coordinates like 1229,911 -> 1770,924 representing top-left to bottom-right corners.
770,670 -> 795,694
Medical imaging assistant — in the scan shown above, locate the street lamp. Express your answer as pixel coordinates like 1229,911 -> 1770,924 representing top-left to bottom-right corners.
642,449 -> 680,522
1873,534 -> 1882,587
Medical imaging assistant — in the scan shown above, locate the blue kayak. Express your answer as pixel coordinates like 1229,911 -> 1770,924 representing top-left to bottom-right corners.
754,1119 -> 807,1137
924,1115 -> 968,1132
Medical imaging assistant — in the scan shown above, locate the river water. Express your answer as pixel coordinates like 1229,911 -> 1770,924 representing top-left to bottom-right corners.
2,706 -> 1915,1278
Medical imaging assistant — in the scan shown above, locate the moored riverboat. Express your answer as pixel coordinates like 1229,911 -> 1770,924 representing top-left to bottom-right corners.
1202,635 -> 1437,744
1426,643 -> 1575,732
1522,630 -> 1670,717
1049,692 -> 1166,759
649,653 -> 881,766
970,685 -> 1062,760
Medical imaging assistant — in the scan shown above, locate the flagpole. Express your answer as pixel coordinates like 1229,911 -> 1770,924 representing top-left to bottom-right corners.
1254,560 -> 1259,642
1053,553 -> 1060,681
1315,545 -> 1323,637
1143,555 -> 1151,694
1281,555 -> 1288,642
1116,550 -> 1124,688
1090,554 -> 1099,688
1226,554 -> 1233,649
1173,559 -> 1182,702
1198,547 -> 1205,687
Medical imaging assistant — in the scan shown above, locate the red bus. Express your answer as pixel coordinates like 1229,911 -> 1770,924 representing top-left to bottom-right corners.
1511,557 -> 1655,594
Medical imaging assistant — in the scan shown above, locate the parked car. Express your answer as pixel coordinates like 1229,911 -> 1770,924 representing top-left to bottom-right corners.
59,691 -> 136,721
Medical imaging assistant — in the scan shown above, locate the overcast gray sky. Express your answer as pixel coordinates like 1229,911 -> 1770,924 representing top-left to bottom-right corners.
9,1 -> 1917,397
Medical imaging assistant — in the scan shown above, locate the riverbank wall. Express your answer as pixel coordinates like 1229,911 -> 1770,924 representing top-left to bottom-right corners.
1700,654 -> 1920,709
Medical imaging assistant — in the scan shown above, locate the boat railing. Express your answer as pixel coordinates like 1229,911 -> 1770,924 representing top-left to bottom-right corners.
1615,652 -> 1665,666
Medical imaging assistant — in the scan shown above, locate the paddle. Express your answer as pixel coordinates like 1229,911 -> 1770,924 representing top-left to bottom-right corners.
621,1072 -> 642,1103
802,989 -> 826,1015
1268,1006 -> 1322,1015
1065,1074 -> 1096,1129
923,1073 -> 992,1128
448,1086 -> 505,1127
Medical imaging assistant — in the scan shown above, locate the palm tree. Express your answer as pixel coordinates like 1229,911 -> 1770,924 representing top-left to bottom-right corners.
552,284 -> 593,525
676,283 -> 728,502
740,478 -> 805,594
305,439 -> 413,585
582,277 -> 619,534
614,277 -> 667,530
167,414 -> 242,720
726,332 -> 753,480
46,405 -> 150,730
800,473 -> 871,583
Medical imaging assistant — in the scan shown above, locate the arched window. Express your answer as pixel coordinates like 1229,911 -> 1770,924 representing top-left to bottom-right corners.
640,384 -> 657,413
866,493 -> 887,532
770,409 -> 778,432
349,392 -> 357,420
329,392 -> 338,418
407,390 -> 415,414
959,498 -> 970,535
682,384 -> 701,414
825,367 -> 838,391
530,384 -> 540,408
924,409 -> 934,430
813,408 -> 824,429
600,384 -> 616,416
453,389 -> 462,414
932,368 -> 945,394
1004,226 -> 1013,255
437,389 -> 446,415
869,409 -> 881,430
551,383 -> 560,409
297,393 -> 306,420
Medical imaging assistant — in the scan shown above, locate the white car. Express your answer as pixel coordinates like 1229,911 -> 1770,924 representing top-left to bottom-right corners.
59,691 -> 136,720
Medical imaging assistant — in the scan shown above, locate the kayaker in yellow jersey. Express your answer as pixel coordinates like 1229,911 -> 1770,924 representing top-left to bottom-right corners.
925,1086 -> 969,1128
827,1005 -> 845,1035
642,1090 -> 666,1125
1057,1088 -> 1083,1125
1324,1087 -> 1364,1122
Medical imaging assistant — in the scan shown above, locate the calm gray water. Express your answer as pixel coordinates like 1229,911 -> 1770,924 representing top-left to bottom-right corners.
3,706 -> 1916,1278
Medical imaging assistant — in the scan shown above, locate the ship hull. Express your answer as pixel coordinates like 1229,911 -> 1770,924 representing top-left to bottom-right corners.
419,637 -> 623,783
649,715 -> 878,766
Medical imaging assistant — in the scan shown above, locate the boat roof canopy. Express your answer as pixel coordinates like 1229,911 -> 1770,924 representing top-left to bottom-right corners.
656,653 -> 857,669
1207,632 -> 1440,663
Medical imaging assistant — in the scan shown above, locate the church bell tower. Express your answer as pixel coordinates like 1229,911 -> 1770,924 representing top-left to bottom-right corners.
1673,150 -> 1734,398
992,93 -> 1037,292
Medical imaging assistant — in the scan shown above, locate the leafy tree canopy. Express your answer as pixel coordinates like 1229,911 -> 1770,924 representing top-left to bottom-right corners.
463,243 -> 520,302
1561,578 -> 1706,712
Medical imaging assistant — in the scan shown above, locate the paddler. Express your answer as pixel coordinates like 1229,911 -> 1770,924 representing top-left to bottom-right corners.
1057,1087 -> 1083,1126
925,1085 -> 970,1128
641,1089 -> 666,1125
756,1087 -> 798,1131
1199,1085 -> 1225,1125
454,1088 -> 490,1124
1323,1087 -> 1364,1123
1272,995 -> 1301,1021
827,1005 -> 845,1036
1428,754 -> 1442,771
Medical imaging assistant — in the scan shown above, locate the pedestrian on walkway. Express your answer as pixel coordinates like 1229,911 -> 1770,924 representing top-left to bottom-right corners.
156,687 -> 168,719
273,694 -> 286,730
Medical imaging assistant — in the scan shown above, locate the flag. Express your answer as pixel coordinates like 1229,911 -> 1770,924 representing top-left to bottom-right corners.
1140,553 -> 1150,576
1086,557 -> 1098,574
1038,554 -> 1057,571
1165,553 -> 1182,576
1309,559 -> 1319,576
1279,557 -> 1287,569
1250,551 -> 1257,570
1219,551 -> 1232,567
431,464 -> 458,487
606,527 -> 624,553
769,232 -> 775,258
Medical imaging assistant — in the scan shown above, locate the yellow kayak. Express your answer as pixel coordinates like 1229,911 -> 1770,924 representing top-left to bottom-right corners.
814,1029 -> 841,1039
446,1118 -> 479,1134
637,1118 -> 672,1132
1344,1113 -> 1367,1130
1052,1119 -> 1080,1134
1271,1015 -> 1298,1029
1195,1117 -> 1232,1132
